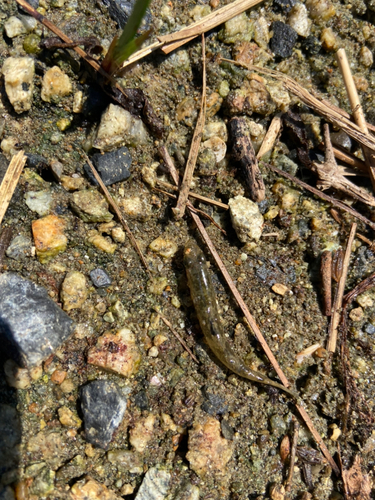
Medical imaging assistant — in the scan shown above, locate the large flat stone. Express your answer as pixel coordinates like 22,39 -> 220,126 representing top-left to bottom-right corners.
0,273 -> 75,367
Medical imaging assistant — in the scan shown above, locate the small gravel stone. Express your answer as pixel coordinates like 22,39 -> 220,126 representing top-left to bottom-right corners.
80,380 -> 127,449
1,57 -> 34,113
121,196 -> 151,221
90,268 -> 112,288
4,359 -> 32,389
359,46 -> 373,68
135,467 -> 171,500
5,234 -> 31,260
4,16 -> 26,38
203,120 -> 228,142
228,195 -> 264,243
330,130 -> 352,151
201,136 -> 226,163
58,406 -> 82,428
305,0 -> 335,21
302,34 -> 321,54
219,13 -> 253,44
29,468 -> 55,497
221,420 -> 235,441
270,21 -> 298,58
87,231 -> 117,253
41,66 -> 72,103
71,477 -> 121,500
27,431 -> 71,468
134,390 -> 149,410
149,236 -> 178,258
111,226 -> 125,243
226,76 -> 275,116
287,4 -> 311,37
71,189 -> 113,222
273,0 -> 296,12
87,328 -> 141,377
107,450 -> 143,473
0,273 -> 74,367
129,414 -> 156,452
61,271 -> 88,311
272,283 -> 289,296
321,27 -> 338,51
84,147 -> 132,186
60,175 -> 86,191
269,483 -> 285,500
364,323 -> 375,335
32,214 -> 67,263
201,389 -> 228,415
25,190 -> 52,216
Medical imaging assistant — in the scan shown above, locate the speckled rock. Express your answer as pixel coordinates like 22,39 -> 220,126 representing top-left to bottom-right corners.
60,175 -> 86,191
149,236 -> 178,258
71,189 -> 113,223
273,0 -> 296,13
226,76 -> 275,116
71,477 -> 121,500
6,234 -> 31,260
60,271 -> 88,311
4,16 -> 26,38
121,196 -> 152,221
135,467 -> 171,500
84,147 -> 132,186
27,431 -> 71,469
24,190 -> 52,216
80,380 -> 127,449
0,273 -> 74,367
0,404 -> 21,473
270,21 -> 298,58
201,136 -> 226,163
58,406 -> 82,428
32,214 -> 67,263
287,4 -> 311,37
228,195 -> 264,243
186,416 -> 234,477
203,120 -> 228,142
129,414 -> 156,453
87,328 -> 141,377
94,104 -> 148,151
107,450 -> 143,473
41,66 -> 72,102
1,57 -> 34,113
90,268 -> 112,288
29,468 -> 55,497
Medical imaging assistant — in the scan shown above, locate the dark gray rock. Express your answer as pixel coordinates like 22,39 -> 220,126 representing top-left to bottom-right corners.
201,388 -> 227,415
221,419 -> 234,441
0,273 -> 75,367
134,390 -> 149,410
302,35 -> 321,55
84,147 -> 132,186
331,130 -> 352,152
89,268 -> 112,288
25,153 -> 49,170
270,21 -> 298,58
5,235 -> 31,261
102,0 -> 152,30
18,0 -> 39,14
80,380 -> 127,449
273,0 -> 296,13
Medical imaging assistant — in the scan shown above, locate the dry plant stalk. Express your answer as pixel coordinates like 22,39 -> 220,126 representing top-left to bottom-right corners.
333,147 -> 368,175
257,115 -> 282,159
311,124 -> 375,206
156,179 -> 228,209
284,417 -> 300,492
327,223 -> 357,353
82,152 -> 151,275
336,48 -> 375,191
342,456 -> 372,500
0,151 -> 27,226
173,35 -> 206,219
320,250 -> 332,317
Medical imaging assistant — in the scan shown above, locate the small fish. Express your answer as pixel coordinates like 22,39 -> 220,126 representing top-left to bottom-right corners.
184,240 -> 297,399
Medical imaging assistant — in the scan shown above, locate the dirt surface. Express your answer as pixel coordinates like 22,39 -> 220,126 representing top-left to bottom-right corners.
0,0 -> 375,499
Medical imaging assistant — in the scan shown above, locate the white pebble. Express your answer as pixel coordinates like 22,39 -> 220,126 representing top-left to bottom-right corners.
228,195 -> 264,243
4,16 -> 26,38
1,57 -> 34,114
288,4 -> 311,37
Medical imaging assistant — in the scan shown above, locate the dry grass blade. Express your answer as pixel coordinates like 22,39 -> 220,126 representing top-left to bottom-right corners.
327,223 -> 357,353
257,115 -> 282,159
156,179 -> 228,209
264,162 -> 375,231
333,147 -> 368,175
284,417 -> 299,491
174,34 -> 206,219
82,152 -> 151,275
0,151 -> 27,226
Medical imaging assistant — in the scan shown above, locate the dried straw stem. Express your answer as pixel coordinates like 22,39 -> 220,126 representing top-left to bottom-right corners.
0,151 -> 27,225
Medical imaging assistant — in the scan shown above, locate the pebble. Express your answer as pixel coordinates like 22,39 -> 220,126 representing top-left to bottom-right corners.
269,483 -> 285,500
270,414 -> 287,434
357,293 -> 373,308
58,406 -> 82,428
24,190 -> 52,216
305,0 -> 335,21
61,271 -> 88,311
149,236 -> 178,258
270,21 -> 298,58
359,46 -> 373,67
5,234 -> 31,260
201,388 -> 228,415
104,0 -> 152,30
349,307 -> 363,322
0,273 -> 74,367
84,147 -> 132,186
219,13 -> 253,44
30,468 -> 55,497
4,359 -> 35,389
273,0 -> 296,12
107,450 -> 143,474
228,195 -> 264,243
23,32 -> 41,54
135,467 -> 171,500
272,283 -> 289,296
288,3 -> 311,37
203,120 -> 228,142
51,369 -> 67,384
253,16 -> 270,49
129,414 -> 156,453
1,57 -> 34,113
70,477 -> 121,500
73,90 -> 83,113
90,268 -> 112,288
27,431 -> 71,468
111,226 -> 125,243
206,92 -> 223,118
4,16 -> 26,38
329,423 -> 342,441
60,175 -> 86,191
121,196 -> 151,221
321,28 -> 338,51
226,76 -> 275,116
330,130 -> 352,151
80,380 -> 128,449
87,231 -> 117,253
176,97 -> 197,127
41,66 -> 72,103
71,189 -> 113,222
87,328 -> 141,377
148,276 -> 168,295
94,104 -> 148,151
186,416 -> 234,477
201,136 -> 226,163
134,390 -> 149,410
32,214 -> 68,263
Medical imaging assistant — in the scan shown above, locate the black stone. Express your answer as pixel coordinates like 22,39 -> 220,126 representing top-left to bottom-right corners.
134,390 -> 149,410
0,273 -> 75,368
302,35 -> 321,55
221,419 -> 234,440
90,268 -> 112,288
25,153 -> 49,169
272,0 -> 296,13
80,380 -> 127,449
270,21 -> 298,58
82,87 -> 108,118
201,388 -> 227,415
84,147 -> 132,186
102,0 -> 152,30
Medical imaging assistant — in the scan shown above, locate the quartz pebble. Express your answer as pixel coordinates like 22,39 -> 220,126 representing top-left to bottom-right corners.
287,4 -> 311,37
32,214 -> 67,263
0,273 -> 74,367
203,120 -> 228,142
272,283 -> 289,296
121,196 -> 151,221
201,136 -> 226,163
71,477 -> 121,500
149,236 -> 178,258
359,46 -> 373,68
4,16 -> 26,38
6,234 -> 31,260
135,467 -> 171,500
41,66 -> 72,102
1,57 -> 34,113
129,414 -> 156,453
25,190 -> 52,216
84,147 -> 132,186
321,27 -> 338,51
94,104 -> 148,151
305,0 -> 335,21
219,13 -> 253,44
61,271 -> 88,311
87,328 -> 141,377
4,359 -> 41,389
71,189 -> 113,222
228,195 -> 264,243
80,380 -> 127,449
90,268 -> 112,288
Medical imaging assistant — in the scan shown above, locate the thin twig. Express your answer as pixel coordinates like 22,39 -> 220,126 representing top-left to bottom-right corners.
257,115 -> 282,160
174,34 -> 206,219
336,48 -> 375,191
0,151 -> 27,226
157,179 -> 228,209
333,147 -> 368,175
320,250 -> 332,317
285,417 -> 299,492
82,152 -> 151,275
263,162 -> 375,231
327,223 -> 357,353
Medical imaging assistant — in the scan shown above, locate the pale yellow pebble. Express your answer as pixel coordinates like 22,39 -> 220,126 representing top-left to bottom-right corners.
272,283 -> 289,296
171,295 -> 181,308
329,424 -> 342,441
58,406 -> 82,428
153,334 -> 168,347
87,231 -> 117,254
264,206 -> 279,220
349,307 -> 363,322
111,226 -> 126,243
